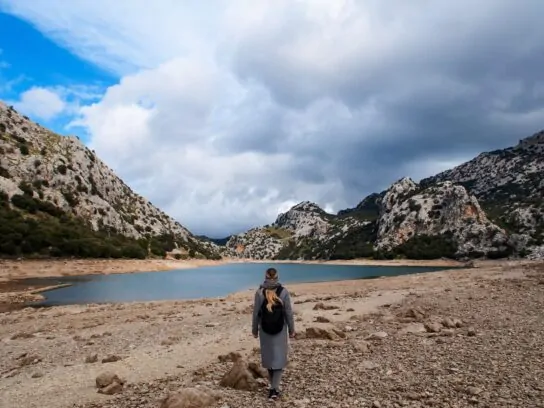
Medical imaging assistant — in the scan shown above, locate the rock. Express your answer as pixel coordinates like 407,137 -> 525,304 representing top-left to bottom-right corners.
399,322 -> 426,334
315,316 -> 331,323
313,303 -> 339,311
361,360 -> 380,370
424,322 -> 442,333
466,386 -> 483,396
10,332 -> 35,340
218,352 -> 242,363
85,354 -> 98,364
305,327 -> 339,340
17,354 -> 41,367
160,387 -> 218,408
98,382 -> 123,395
453,318 -> 464,327
332,329 -> 347,339
31,372 -> 43,378
205,323 -> 217,328
101,355 -> 122,363
467,327 -> 477,336
247,362 -> 268,379
441,317 -> 457,328
96,372 -> 123,389
365,331 -> 388,341
398,307 -> 426,322
219,359 -> 259,391
350,340 -> 370,353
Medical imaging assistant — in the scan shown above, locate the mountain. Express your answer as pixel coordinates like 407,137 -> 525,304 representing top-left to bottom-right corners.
421,130 -> 544,250
196,235 -> 231,246
227,130 -> 544,260
0,102 -> 221,259
225,201 -> 369,259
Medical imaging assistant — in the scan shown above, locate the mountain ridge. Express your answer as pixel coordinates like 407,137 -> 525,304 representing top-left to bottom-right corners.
226,130 -> 543,261
0,101 -> 221,259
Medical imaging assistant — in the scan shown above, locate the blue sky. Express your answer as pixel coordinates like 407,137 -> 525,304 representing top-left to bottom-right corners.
0,12 -> 115,141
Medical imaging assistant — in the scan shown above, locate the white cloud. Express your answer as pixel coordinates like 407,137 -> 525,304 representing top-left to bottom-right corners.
3,0 -> 544,236
14,87 -> 66,120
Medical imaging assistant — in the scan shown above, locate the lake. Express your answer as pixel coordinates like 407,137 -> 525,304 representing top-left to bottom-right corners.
32,262 -> 458,306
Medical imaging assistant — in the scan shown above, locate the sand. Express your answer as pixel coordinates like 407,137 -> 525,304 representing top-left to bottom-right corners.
0,259 -> 542,408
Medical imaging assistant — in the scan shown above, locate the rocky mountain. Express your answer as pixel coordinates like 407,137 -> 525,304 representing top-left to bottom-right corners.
227,130 -> 544,260
421,130 -> 543,254
225,201 -> 369,259
0,102 -> 221,259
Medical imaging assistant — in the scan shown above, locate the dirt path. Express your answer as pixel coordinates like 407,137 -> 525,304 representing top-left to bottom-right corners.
0,261 -> 542,408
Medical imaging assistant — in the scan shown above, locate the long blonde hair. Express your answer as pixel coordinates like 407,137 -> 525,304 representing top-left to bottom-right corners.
264,267 -> 283,312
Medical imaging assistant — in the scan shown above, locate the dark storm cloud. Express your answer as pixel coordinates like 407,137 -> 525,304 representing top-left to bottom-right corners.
226,0 -> 544,211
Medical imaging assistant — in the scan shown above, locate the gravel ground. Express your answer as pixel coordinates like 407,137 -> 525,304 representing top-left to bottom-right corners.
1,261 -> 542,408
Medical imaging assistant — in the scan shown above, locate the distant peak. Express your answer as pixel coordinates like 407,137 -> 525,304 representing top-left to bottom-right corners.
290,201 -> 324,212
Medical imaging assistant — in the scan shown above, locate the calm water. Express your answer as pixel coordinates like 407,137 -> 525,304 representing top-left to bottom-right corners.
35,262 -> 457,306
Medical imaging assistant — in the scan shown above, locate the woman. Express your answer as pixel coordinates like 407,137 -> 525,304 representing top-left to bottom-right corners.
252,267 -> 295,401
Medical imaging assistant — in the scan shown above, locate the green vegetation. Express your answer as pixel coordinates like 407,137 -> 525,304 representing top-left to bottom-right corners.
387,233 -> 458,260
0,190 -> 221,260
264,226 -> 293,240
326,222 -> 378,260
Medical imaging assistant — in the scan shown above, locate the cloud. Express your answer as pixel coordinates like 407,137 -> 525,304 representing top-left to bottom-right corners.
14,87 -> 66,120
3,0 -> 544,236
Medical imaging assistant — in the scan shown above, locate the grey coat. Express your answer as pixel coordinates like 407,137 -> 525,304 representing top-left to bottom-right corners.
252,285 -> 295,370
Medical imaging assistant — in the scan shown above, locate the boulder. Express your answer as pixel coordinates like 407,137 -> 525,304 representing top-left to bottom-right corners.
160,387 -> 218,408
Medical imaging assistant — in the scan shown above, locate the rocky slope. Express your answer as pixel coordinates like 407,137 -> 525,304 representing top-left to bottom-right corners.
374,178 -> 512,258
229,130 -> 543,260
226,202 -> 368,260
0,102 -> 221,259
421,130 -> 544,258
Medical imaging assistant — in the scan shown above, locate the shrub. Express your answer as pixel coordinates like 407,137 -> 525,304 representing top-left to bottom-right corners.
19,144 -> 29,155
0,166 -> 10,179
57,164 -> 67,175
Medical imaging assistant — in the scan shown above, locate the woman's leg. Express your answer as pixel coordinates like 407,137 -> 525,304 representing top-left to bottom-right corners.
271,369 -> 283,391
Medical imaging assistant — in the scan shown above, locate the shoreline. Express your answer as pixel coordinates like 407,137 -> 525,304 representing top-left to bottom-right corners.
0,260 -> 542,408
0,257 -> 469,285
0,257 -> 538,313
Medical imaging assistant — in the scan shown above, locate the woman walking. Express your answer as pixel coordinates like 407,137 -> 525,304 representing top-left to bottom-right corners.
252,267 -> 295,401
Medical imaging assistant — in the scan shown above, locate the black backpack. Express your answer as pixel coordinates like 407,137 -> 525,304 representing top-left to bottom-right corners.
260,286 -> 285,335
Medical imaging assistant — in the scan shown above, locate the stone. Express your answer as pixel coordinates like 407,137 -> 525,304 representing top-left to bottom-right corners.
98,382 -> 123,395
305,327 -> 339,340
96,372 -> 123,389
313,303 -> 339,311
218,352 -> 242,363
160,387 -> 218,408
350,340 -> 370,353
101,355 -> 122,363
365,331 -> 388,341
219,359 -> 259,391
85,354 -> 98,364
424,322 -> 442,333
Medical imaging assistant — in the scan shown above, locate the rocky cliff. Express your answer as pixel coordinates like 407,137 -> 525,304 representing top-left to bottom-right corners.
228,130 -> 543,260
0,102 -> 221,259
421,130 -> 543,258
225,201 -> 368,260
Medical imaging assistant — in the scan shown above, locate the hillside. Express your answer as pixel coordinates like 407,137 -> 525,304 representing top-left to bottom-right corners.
227,130 -> 544,261
0,102 -> 221,259
225,201 -> 369,259
421,130 -> 544,250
